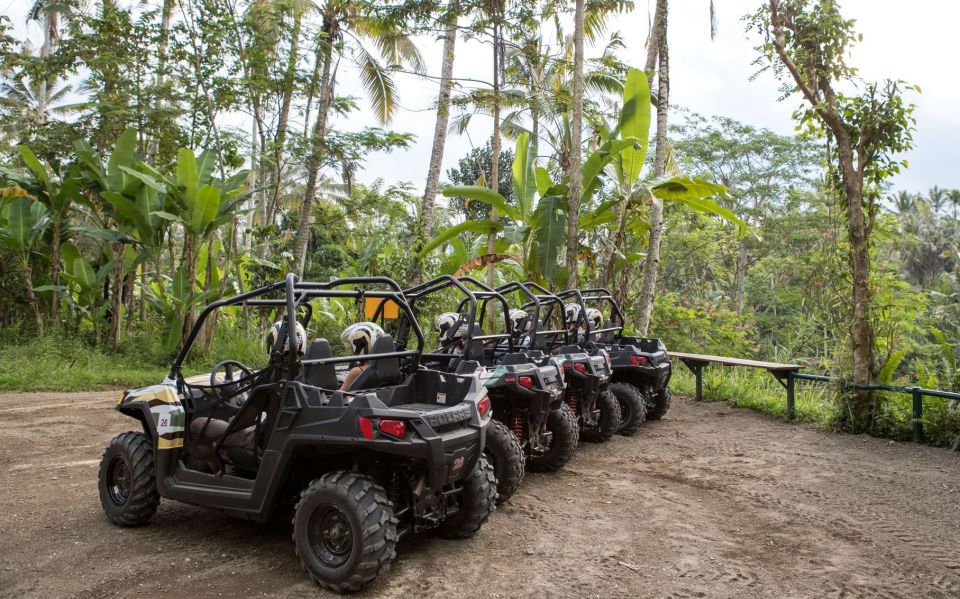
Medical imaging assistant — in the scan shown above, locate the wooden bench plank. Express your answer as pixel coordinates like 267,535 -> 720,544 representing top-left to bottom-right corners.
669,351 -> 802,372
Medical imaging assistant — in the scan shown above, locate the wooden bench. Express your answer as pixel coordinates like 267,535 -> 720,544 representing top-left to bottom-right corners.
670,352 -> 803,419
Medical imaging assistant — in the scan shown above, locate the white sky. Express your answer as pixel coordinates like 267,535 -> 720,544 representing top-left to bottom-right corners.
4,0 -> 958,194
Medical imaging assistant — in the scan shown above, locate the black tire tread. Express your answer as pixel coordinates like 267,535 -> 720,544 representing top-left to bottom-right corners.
438,456 -> 497,539
647,387 -> 672,420
293,471 -> 398,593
98,431 -> 159,527
485,418 -> 525,505
527,404 -> 579,473
610,382 -> 647,436
580,390 -> 622,443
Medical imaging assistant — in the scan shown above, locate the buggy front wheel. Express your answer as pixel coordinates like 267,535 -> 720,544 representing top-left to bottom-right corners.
484,418 -> 525,505
580,390 -> 622,443
438,456 -> 497,539
610,382 -> 647,436
527,404 -> 578,472
98,431 -> 159,527
293,472 -> 398,593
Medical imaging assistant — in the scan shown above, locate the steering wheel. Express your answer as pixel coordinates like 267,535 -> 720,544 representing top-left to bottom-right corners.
210,360 -> 255,387
209,360 -> 255,409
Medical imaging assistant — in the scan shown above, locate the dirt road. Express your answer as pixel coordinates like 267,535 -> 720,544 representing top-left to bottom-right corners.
2,391 -> 960,598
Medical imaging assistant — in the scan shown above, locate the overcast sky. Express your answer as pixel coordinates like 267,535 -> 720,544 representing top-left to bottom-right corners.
6,0 -> 958,194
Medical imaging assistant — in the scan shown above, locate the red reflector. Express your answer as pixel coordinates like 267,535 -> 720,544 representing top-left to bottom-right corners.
378,419 -> 407,439
631,354 -> 650,366
518,376 -> 534,389
477,396 -> 491,417
574,363 -> 587,373
504,376 -> 516,383
358,416 -> 374,440
563,361 -> 573,370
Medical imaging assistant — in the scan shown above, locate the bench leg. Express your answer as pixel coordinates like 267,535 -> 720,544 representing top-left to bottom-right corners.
786,371 -> 795,420
912,388 -> 924,443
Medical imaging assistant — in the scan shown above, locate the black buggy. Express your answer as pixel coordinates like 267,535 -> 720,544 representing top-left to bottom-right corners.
559,287 -> 673,421
382,276 -> 572,504
503,281 -> 628,440
97,274 -> 497,593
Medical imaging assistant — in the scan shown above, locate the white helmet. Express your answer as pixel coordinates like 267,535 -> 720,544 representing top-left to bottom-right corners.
266,320 -> 307,356
509,309 -> 532,334
435,312 -> 469,342
340,322 -> 385,355
586,308 -> 603,331
564,303 -> 582,326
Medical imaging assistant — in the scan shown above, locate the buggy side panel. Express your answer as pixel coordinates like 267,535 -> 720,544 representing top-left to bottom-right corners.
118,384 -> 186,450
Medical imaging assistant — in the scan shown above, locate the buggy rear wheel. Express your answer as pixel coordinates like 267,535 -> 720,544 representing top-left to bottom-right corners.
610,382 -> 647,436
527,404 -> 578,473
97,431 -> 159,527
438,455 -> 497,539
647,388 -> 672,420
580,390 -> 622,443
484,418 -> 525,505
293,472 -> 398,593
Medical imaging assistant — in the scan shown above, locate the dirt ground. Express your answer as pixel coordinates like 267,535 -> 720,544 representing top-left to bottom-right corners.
2,392 -> 960,599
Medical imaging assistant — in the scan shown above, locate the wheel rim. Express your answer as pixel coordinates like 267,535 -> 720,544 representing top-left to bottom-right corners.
106,456 -> 130,506
308,504 -> 354,568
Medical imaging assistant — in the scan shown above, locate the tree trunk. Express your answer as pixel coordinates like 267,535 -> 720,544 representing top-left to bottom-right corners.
294,16 -> 337,276
486,21 -> 501,296
733,240 -> 748,314
268,8 -> 303,228
148,0 -> 174,157
421,3 -> 459,241
636,0 -> 669,335
21,256 -> 43,335
565,0 -> 587,288
841,152 -> 877,430
50,217 -> 61,322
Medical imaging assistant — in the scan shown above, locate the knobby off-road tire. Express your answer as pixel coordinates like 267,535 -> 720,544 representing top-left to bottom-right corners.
647,388 -> 672,421
438,456 -> 497,539
98,431 -> 159,527
527,404 -> 579,473
580,390 -> 622,443
293,471 -> 398,593
484,418 -> 525,505
610,382 -> 647,436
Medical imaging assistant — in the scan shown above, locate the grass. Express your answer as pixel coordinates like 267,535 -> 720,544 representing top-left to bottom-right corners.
0,327 -> 265,393
670,364 -> 960,448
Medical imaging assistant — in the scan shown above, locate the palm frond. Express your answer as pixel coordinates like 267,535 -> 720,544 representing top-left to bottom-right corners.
356,46 -> 397,123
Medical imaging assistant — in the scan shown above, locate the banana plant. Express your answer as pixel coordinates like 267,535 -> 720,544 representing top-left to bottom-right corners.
0,196 -> 49,332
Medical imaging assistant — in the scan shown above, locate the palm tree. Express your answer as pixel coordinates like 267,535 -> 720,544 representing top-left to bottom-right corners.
293,0 -> 425,275
566,0 -> 586,288
420,1 -> 460,242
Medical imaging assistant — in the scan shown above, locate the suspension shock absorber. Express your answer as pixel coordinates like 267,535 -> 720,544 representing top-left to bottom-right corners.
566,392 -> 578,415
510,412 -> 525,443
387,470 -> 404,505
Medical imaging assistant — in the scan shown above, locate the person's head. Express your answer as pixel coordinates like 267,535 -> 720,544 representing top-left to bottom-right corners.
585,308 -> 603,332
435,312 -> 469,345
340,322 -> 385,357
564,303 -> 583,331
265,320 -> 307,357
509,309 -> 532,337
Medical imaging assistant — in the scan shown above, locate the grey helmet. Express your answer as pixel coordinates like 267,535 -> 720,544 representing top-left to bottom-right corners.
509,309 -> 532,335
340,322 -> 385,355
266,320 -> 307,356
435,312 -> 469,342
585,308 -> 603,331
564,303 -> 583,326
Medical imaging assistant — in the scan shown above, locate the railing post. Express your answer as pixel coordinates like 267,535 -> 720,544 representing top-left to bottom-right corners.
695,363 -> 703,402
786,371 -> 796,420
912,387 -> 924,443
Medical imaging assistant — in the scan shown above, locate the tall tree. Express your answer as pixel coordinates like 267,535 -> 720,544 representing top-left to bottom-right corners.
565,0 -> 587,287
420,1 -> 459,241
635,0 -> 667,334
750,0 -> 916,430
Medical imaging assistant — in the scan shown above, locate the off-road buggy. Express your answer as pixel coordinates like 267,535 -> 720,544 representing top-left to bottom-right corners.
503,281 -> 629,439
559,287 -> 673,422
97,274 -> 497,593
380,276 -> 572,504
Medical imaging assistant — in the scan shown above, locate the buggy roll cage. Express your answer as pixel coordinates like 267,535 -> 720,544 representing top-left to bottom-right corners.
494,281 -> 568,349
170,273 -> 425,381
391,275 -> 514,363
512,281 -> 583,348
556,288 -> 624,342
